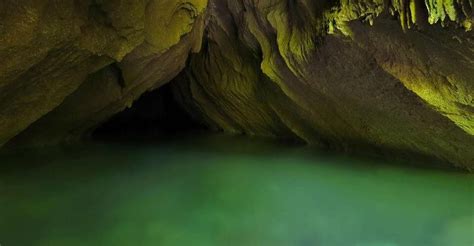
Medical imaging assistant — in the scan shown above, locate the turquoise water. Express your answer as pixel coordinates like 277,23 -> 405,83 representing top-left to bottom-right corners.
0,134 -> 473,246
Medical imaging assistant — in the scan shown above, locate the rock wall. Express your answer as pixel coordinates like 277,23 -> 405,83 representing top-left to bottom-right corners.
0,0 -> 207,147
172,0 -> 474,169
0,0 -> 473,169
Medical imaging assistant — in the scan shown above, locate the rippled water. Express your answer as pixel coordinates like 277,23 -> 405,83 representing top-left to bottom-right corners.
0,134 -> 473,246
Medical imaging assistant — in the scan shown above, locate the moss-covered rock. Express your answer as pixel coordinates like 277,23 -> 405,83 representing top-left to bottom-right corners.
0,0 -> 208,147
172,0 -> 474,169
0,0 -> 473,169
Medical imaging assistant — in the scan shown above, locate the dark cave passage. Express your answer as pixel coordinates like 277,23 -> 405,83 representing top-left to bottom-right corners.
93,82 -> 206,140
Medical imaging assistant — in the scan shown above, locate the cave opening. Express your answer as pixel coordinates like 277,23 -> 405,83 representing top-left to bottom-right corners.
92,81 -> 207,140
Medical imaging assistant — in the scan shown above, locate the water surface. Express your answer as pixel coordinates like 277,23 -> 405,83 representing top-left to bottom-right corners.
0,134 -> 473,246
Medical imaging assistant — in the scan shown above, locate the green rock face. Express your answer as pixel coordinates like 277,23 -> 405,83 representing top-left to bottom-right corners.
0,0 -> 208,147
172,0 -> 474,169
0,0 -> 473,169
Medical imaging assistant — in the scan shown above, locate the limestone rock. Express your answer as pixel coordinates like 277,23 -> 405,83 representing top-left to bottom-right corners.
0,0 -> 208,147
1,0 -> 473,169
173,0 -> 474,169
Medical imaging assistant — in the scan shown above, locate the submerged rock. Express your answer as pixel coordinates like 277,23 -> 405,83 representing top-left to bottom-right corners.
0,0 -> 473,169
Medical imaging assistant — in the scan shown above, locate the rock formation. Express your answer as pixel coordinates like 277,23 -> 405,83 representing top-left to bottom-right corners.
0,0 -> 207,146
1,0 -> 473,169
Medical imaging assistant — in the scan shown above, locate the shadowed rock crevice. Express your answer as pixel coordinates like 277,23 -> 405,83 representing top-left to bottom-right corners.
93,82 -> 206,140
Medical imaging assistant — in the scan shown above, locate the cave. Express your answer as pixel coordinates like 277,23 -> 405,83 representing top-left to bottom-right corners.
0,0 -> 473,245
92,81 -> 206,140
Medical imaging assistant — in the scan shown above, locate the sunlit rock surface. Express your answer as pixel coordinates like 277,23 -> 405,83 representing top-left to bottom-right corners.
0,0 -> 473,169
